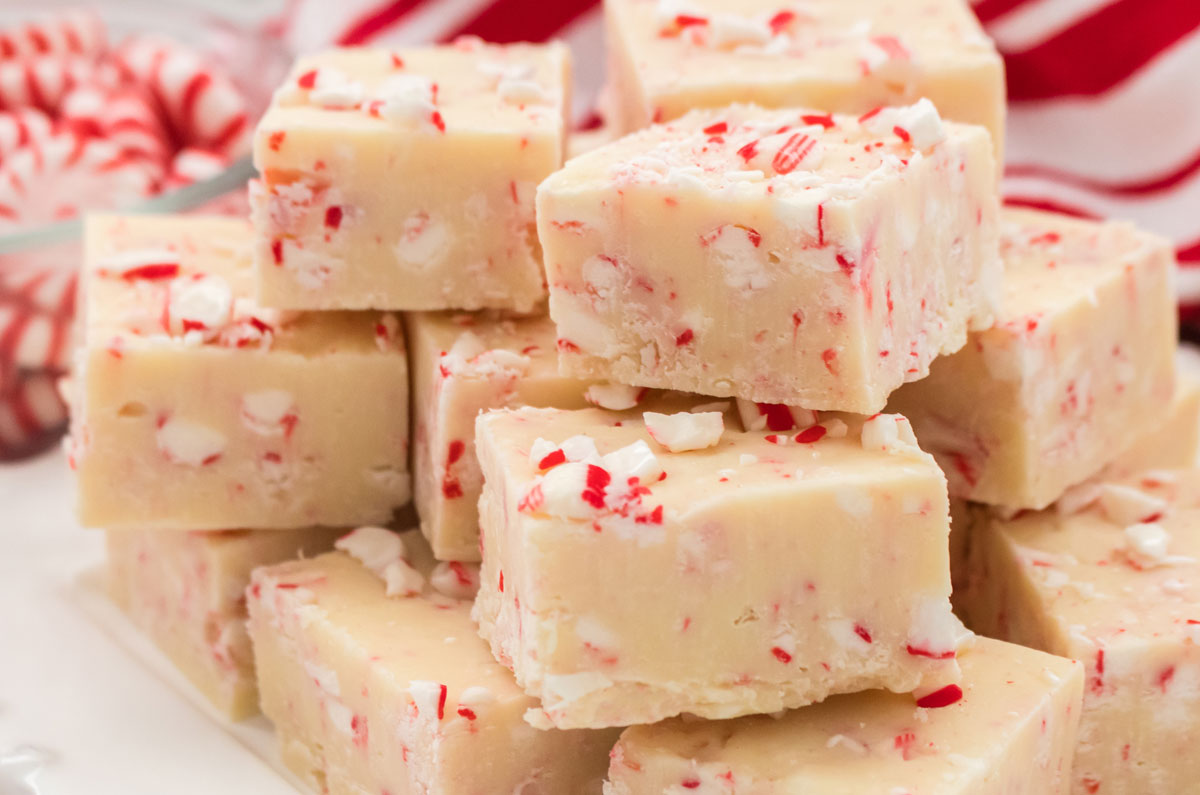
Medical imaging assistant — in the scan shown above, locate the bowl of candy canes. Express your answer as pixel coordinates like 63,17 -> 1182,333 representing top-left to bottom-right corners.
0,1 -> 291,460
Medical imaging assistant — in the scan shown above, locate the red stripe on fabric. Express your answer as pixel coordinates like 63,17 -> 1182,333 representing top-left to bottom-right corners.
972,0 -> 1032,24
1002,195 -> 1102,219
442,0 -> 598,43
336,0 -> 429,46
1004,0 -> 1200,100
1179,240 -> 1200,261
1006,145 -> 1200,197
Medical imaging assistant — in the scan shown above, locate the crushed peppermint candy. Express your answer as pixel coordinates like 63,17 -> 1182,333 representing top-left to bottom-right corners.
335,526 -> 406,579
860,98 -> 946,152
1097,484 -> 1168,526
860,414 -> 922,455
430,560 -> 480,600
585,383 -> 645,411
644,410 -> 724,452
1124,523 -> 1193,568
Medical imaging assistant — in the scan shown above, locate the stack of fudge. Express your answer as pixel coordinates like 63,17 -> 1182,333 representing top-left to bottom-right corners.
64,1 -> 1200,793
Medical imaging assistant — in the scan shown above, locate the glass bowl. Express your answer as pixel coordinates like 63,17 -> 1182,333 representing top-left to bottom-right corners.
0,0 -> 292,262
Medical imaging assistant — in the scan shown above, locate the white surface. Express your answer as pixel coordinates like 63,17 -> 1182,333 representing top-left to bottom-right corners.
0,449 -> 300,795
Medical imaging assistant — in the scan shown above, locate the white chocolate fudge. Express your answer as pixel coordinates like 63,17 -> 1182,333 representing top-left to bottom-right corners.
106,527 -> 342,719
474,405 -> 965,729
407,311 -> 602,561
606,637 -> 1083,795
537,102 -> 999,412
949,374 -> 1200,601
252,43 -> 569,312
606,0 -> 1005,155
1098,370 -> 1200,481
889,209 -> 1177,510
245,528 -> 618,794
959,470 -> 1200,795
69,214 -> 411,531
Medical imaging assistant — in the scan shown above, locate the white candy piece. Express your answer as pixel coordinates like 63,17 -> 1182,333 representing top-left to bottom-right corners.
385,557 -> 426,597
240,390 -> 294,436
585,383 -> 644,411
1097,484 -> 1167,526
168,274 -> 233,341
335,526 -> 406,579
156,417 -> 226,466
560,434 -> 600,463
860,414 -> 921,454
309,67 -> 365,109
531,462 -> 597,519
97,248 -> 180,277
601,440 -> 664,483
430,560 -> 481,600
643,411 -> 724,452
1122,522 -> 1184,568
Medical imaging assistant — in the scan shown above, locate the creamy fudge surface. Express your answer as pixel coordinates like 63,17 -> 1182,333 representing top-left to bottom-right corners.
246,528 -> 618,795
253,42 -> 569,312
606,0 -> 1005,153
889,208 -> 1178,510
406,311 -> 596,561
538,101 -> 999,412
605,637 -> 1082,795
106,527 -> 343,719
960,469 -> 1200,795
474,404 -> 965,729
1097,369 -> 1200,481
70,214 -> 410,531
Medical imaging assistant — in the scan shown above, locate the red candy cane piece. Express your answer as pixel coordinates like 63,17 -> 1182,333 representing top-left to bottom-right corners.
0,371 -> 68,461
0,9 -> 106,62
115,35 -> 250,155
60,82 -> 170,164
0,107 -> 54,165
0,130 -> 160,227
165,147 -> 228,188
0,54 -> 105,114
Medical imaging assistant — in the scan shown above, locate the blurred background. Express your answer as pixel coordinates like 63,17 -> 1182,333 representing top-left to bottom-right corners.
1,0 -> 1198,460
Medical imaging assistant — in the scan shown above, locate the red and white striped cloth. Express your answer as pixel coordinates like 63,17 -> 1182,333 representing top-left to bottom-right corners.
284,0 -> 1200,296
4,0 -> 1200,459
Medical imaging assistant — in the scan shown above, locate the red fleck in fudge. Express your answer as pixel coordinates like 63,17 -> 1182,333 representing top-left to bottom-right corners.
889,209 -> 1178,511
606,0 -> 1005,156
246,527 -> 618,794
69,214 -> 410,531
406,311 -> 598,561
959,469 -> 1200,795
474,405 -> 966,729
605,637 -> 1082,795
106,527 -> 342,719
252,42 -> 569,312
537,101 -> 999,413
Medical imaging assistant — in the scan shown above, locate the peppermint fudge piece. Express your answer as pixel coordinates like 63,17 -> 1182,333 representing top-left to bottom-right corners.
606,0 -> 1005,154
70,214 -> 410,530
474,405 -> 965,729
948,373 -> 1200,599
246,527 -> 618,794
537,101 -> 999,412
106,527 -> 342,719
888,209 -> 1177,510
606,637 -> 1082,795
959,470 -> 1200,795
407,311 -> 600,561
252,42 -> 569,311
1098,369 -> 1200,481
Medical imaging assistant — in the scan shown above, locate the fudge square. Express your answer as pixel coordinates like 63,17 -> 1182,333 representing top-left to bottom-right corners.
888,208 -> 1177,510
959,470 -> 1200,795
606,0 -> 1006,153
252,42 -> 569,312
606,637 -> 1083,795
70,214 -> 410,531
474,405 -> 966,729
246,527 -> 618,795
106,527 -> 342,719
537,101 -> 1000,412
407,310 -> 599,561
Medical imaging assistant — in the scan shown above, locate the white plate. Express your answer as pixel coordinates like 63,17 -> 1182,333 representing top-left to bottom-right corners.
0,449 -> 302,795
